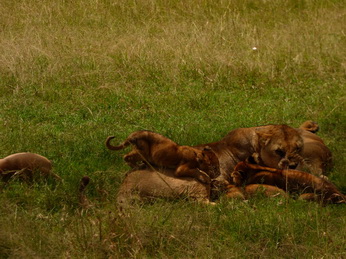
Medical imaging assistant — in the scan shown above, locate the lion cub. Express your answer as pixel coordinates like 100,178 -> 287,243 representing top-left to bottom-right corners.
231,162 -> 345,204
106,130 -> 220,184
0,152 -> 61,182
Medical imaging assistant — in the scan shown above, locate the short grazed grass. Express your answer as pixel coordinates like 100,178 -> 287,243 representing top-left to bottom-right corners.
0,0 -> 345,258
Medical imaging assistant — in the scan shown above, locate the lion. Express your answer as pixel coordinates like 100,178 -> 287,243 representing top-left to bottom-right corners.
226,184 -> 287,200
116,168 -> 211,210
231,162 -> 345,204
296,121 -> 332,176
194,124 -> 305,185
0,152 -> 61,182
106,130 -> 220,184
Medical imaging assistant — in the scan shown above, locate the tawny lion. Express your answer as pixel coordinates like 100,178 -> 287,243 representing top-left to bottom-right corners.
193,121 -> 332,188
106,130 -> 220,183
296,120 -> 332,176
231,162 -> 345,204
116,168 -> 211,210
194,124 -> 305,186
226,184 -> 287,200
0,152 -> 61,182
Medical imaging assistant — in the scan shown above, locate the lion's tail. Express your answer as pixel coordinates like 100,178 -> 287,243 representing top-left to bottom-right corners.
105,136 -> 130,151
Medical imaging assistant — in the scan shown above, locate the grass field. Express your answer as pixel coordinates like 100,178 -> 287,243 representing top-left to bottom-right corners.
0,0 -> 345,258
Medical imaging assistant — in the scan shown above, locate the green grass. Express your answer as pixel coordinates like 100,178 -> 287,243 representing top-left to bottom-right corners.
0,0 -> 345,258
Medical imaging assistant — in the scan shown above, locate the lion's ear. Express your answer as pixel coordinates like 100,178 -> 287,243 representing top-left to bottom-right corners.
195,151 -> 205,163
203,146 -> 212,151
231,171 -> 241,179
257,132 -> 272,146
231,171 -> 244,186
247,153 -> 260,164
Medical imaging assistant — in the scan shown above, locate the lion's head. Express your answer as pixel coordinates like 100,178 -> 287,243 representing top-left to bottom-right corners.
179,146 -> 220,179
255,125 -> 304,170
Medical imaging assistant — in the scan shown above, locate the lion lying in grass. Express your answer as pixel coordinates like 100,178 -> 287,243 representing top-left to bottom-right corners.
112,121 -> 333,206
106,130 -> 220,184
0,152 -> 61,182
231,162 -> 345,204
195,124 -> 305,185
296,121 -> 332,176
116,170 -> 288,208
116,168 -> 211,209
194,121 -> 332,187
226,184 -> 287,200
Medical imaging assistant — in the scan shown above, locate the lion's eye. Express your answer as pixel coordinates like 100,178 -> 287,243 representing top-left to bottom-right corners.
275,149 -> 285,157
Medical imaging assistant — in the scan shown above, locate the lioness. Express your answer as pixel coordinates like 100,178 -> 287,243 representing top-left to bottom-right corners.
296,121 -> 332,175
116,168 -> 211,209
231,162 -> 345,204
0,152 -> 61,182
195,124 -> 305,185
106,131 -> 220,184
